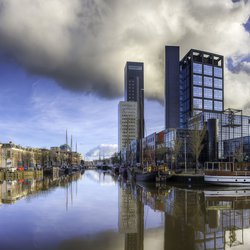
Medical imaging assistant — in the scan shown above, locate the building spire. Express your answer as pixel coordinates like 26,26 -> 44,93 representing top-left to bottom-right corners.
75,141 -> 78,153
71,135 -> 73,152
66,129 -> 68,151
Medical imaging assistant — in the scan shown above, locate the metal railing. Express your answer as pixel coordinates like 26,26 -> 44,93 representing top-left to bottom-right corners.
204,162 -> 234,171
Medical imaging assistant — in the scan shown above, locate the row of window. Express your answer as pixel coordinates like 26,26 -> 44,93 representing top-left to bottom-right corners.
193,63 -> 223,77
193,87 -> 223,100
193,74 -> 223,89
193,98 -> 223,111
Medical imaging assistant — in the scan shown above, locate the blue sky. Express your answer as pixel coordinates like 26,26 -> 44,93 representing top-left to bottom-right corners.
0,60 -> 164,158
0,0 -> 249,159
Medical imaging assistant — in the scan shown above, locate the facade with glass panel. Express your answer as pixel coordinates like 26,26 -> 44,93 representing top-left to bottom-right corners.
179,49 -> 224,128
188,110 -> 250,160
124,61 -> 144,139
164,47 -> 250,165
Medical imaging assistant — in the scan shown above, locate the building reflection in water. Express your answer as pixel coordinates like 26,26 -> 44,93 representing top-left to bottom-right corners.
0,172 -> 82,206
119,182 -> 144,250
119,182 -> 250,250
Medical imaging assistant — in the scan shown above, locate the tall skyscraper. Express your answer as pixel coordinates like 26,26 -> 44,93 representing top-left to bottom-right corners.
165,47 -> 224,129
118,101 -> 138,152
179,49 -> 224,128
165,46 -> 180,130
124,62 -> 144,139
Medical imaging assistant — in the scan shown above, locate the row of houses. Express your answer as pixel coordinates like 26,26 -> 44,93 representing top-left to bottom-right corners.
0,142 -> 82,170
121,110 -> 250,169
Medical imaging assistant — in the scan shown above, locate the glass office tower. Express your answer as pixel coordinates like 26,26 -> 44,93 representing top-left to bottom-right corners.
124,62 -> 144,139
179,49 -> 224,128
165,46 -> 180,130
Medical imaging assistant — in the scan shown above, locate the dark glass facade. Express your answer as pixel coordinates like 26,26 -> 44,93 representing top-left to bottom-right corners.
124,62 -> 144,139
165,46 -> 180,130
179,49 -> 224,128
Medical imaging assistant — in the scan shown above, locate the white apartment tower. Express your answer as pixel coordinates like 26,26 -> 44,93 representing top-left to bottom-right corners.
118,101 -> 138,152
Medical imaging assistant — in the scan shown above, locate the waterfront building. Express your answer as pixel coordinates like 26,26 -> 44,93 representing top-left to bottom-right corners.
164,46 -> 250,163
155,130 -> 166,163
124,62 -> 144,139
0,142 -> 82,170
189,109 -> 250,160
180,49 -> 224,128
118,101 -> 138,152
1,142 -> 35,169
224,136 -> 250,161
165,46 -> 180,129
142,133 -> 156,165
165,46 -> 224,129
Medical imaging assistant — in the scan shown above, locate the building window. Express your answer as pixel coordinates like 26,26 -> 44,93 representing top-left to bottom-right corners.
193,98 -> 202,109
204,76 -> 213,87
204,99 -> 213,110
193,86 -> 202,97
193,74 -> 202,86
214,67 -> 222,78
204,65 -> 212,76
204,88 -> 213,99
214,89 -> 223,100
214,101 -> 223,111
214,78 -> 222,89
193,63 -> 202,74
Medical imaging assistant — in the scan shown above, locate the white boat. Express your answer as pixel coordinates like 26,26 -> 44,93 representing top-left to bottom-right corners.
204,162 -> 250,186
204,188 -> 250,197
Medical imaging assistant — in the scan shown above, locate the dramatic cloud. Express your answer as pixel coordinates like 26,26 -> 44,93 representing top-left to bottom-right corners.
0,0 -> 249,105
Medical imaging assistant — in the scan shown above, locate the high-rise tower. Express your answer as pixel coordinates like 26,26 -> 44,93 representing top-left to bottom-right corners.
165,46 -> 180,130
179,49 -> 224,128
165,46 -> 224,129
124,62 -> 144,139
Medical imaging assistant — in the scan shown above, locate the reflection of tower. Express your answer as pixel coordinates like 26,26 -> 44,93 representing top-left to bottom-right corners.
164,213 -> 195,250
118,184 -> 144,250
118,186 -> 137,233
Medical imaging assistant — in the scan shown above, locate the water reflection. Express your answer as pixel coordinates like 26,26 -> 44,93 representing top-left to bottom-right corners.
0,172 -> 82,205
129,182 -> 250,250
2,170 -> 250,250
119,183 -> 144,250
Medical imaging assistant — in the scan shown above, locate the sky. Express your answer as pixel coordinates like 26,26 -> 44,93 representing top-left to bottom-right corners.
0,0 -> 249,159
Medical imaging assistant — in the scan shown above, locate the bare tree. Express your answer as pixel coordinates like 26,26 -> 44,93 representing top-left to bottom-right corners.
172,138 -> 182,170
155,143 -> 167,163
234,143 -> 244,163
189,121 -> 206,171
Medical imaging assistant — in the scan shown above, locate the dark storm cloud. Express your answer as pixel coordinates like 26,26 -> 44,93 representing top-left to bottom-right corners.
0,0 -> 249,102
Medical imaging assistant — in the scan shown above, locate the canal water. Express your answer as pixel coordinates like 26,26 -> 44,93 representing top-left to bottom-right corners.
1,170 -> 250,250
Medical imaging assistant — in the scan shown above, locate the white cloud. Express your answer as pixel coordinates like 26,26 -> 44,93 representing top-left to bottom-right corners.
86,144 -> 118,160
0,0 -> 249,106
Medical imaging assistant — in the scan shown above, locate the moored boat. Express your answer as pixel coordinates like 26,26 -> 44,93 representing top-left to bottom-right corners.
128,167 -> 158,182
204,162 -> 250,186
